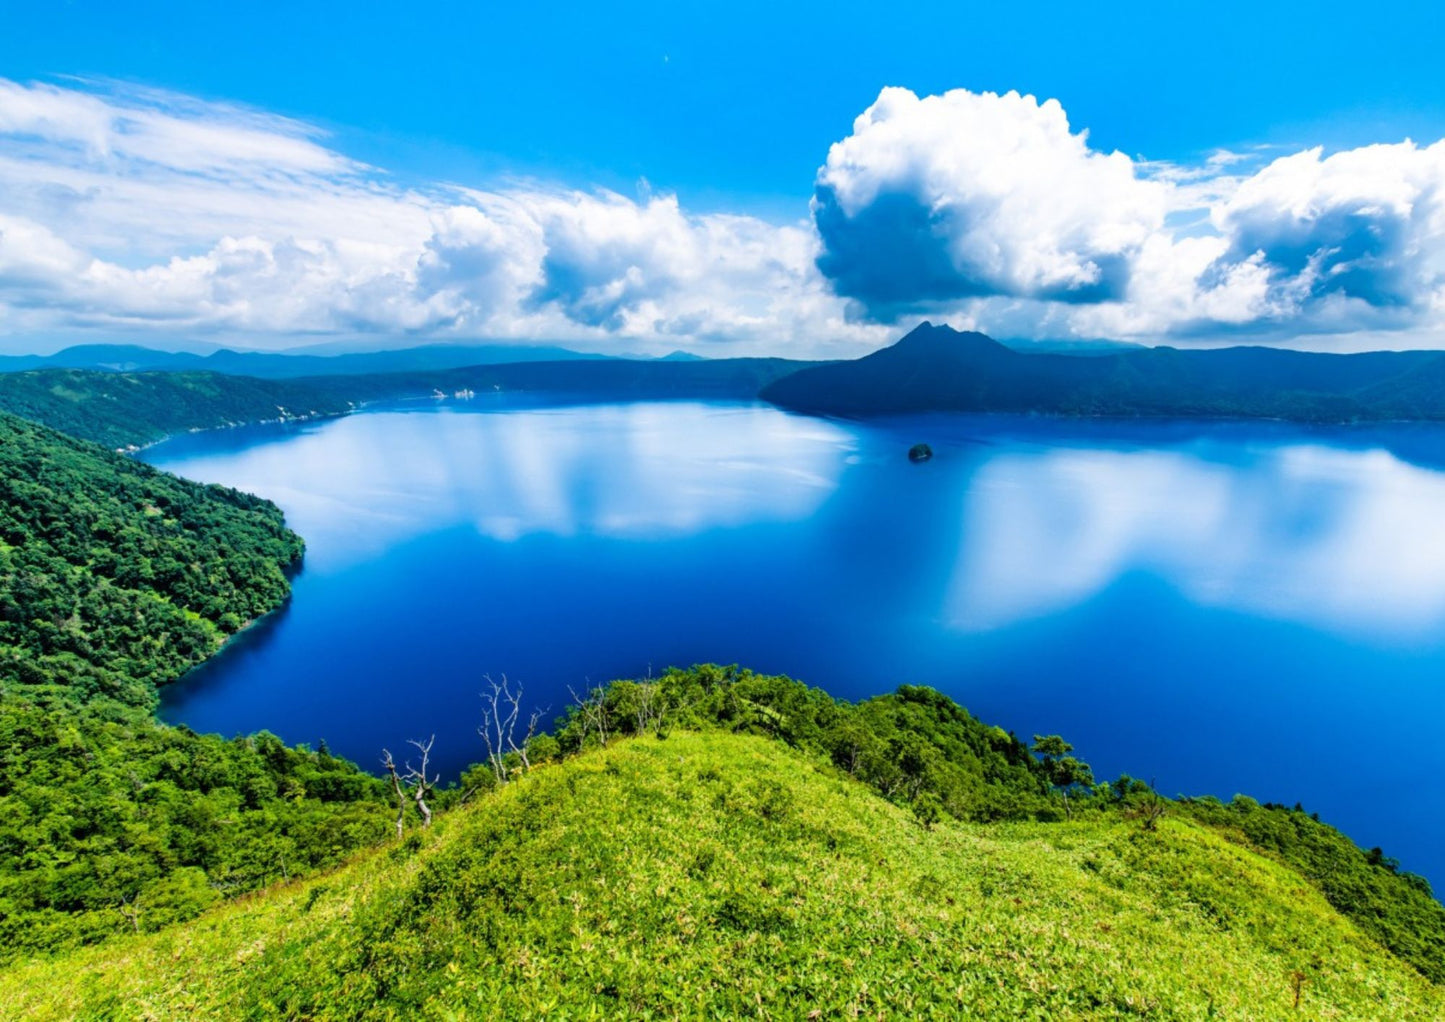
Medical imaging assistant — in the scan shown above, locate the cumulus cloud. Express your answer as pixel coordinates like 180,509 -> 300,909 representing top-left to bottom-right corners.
813,87 -> 1167,315
1208,141 -> 1445,318
811,87 -> 1445,349
5,76 -> 1445,354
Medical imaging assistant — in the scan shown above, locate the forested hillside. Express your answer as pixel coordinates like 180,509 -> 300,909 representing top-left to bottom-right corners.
19,325 -> 1445,455
0,359 -> 818,449
0,413 -> 390,960
762,322 -> 1445,420
0,369 -> 355,449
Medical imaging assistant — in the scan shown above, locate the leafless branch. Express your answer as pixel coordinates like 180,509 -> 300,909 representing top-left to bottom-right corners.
118,892 -> 143,933
403,735 -> 438,828
479,674 -> 523,783
381,748 -> 407,839
568,682 -> 609,748
513,704 -> 548,771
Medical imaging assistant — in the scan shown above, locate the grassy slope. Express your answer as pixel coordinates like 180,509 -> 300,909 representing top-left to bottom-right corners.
4,732 -> 1439,1021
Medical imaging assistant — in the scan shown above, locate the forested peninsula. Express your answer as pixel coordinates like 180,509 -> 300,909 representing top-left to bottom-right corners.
0,412 -> 391,958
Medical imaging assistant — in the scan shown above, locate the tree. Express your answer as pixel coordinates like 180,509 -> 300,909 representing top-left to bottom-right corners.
1031,734 -> 1094,790
381,748 -> 408,839
404,736 -> 438,828
479,675 -> 547,783
381,737 -> 438,835
567,683 -> 610,749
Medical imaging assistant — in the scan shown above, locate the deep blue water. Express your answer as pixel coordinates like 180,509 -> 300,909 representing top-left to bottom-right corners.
147,401 -> 1445,886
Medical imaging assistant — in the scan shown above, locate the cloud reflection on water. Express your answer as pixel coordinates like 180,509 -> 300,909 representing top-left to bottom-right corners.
153,403 -> 855,568
945,440 -> 1445,638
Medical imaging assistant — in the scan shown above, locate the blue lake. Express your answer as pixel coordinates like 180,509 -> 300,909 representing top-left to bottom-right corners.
147,401 -> 1445,886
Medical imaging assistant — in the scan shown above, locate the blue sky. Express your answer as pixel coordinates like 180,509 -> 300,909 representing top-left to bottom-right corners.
8,1 -> 1444,206
2,1 -> 1444,354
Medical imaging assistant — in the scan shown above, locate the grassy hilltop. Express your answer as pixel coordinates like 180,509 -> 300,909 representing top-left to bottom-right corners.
3,729 -> 1441,1020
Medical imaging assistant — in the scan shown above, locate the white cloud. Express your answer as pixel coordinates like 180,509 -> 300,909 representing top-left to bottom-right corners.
5,77 -> 1445,354
1209,141 -> 1445,317
0,77 -> 880,355
0,78 -> 352,175
810,87 -> 1445,349
812,87 -> 1168,312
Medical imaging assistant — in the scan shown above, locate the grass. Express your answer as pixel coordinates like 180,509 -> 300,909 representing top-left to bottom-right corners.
2,731 -> 1440,1020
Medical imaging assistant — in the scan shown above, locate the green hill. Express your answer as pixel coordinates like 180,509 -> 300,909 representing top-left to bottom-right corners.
2,730 -> 1441,1020
23,327 -> 1445,454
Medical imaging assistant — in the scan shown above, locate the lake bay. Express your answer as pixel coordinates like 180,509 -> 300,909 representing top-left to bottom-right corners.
146,401 -> 1445,886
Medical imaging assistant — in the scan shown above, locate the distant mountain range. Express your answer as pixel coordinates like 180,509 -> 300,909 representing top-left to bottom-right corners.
0,342 -> 617,378
761,322 -> 1445,421
16,322 -> 1445,450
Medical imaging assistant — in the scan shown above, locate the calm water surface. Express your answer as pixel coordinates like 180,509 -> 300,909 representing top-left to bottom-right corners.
147,401 -> 1445,885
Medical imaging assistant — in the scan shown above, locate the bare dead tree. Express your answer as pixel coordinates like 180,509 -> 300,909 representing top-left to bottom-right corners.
568,683 -> 609,748
512,704 -> 548,771
403,736 -> 438,828
381,748 -> 407,839
479,674 -> 523,784
634,681 -> 664,735
382,738 -> 440,834
1138,777 -> 1167,832
118,893 -> 142,933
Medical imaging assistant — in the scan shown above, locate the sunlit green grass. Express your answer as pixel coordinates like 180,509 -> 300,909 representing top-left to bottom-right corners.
3,731 -> 1439,1020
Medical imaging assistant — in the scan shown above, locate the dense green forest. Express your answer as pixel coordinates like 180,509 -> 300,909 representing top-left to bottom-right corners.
0,412 -> 390,960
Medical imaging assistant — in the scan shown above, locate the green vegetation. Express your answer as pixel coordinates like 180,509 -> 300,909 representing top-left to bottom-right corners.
20,323 -> 1445,454
1180,795 -> 1445,983
0,412 -> 390,961
0,369 -> 355,449
0,411 -> 304,699
532,666 -> 1445,985
3,729 -> 1441,1019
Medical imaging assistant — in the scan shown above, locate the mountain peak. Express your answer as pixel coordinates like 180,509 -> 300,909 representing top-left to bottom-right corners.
889,321 -> 1012,357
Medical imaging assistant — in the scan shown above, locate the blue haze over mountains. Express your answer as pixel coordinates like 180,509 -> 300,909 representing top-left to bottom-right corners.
0,342 -> 615,378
